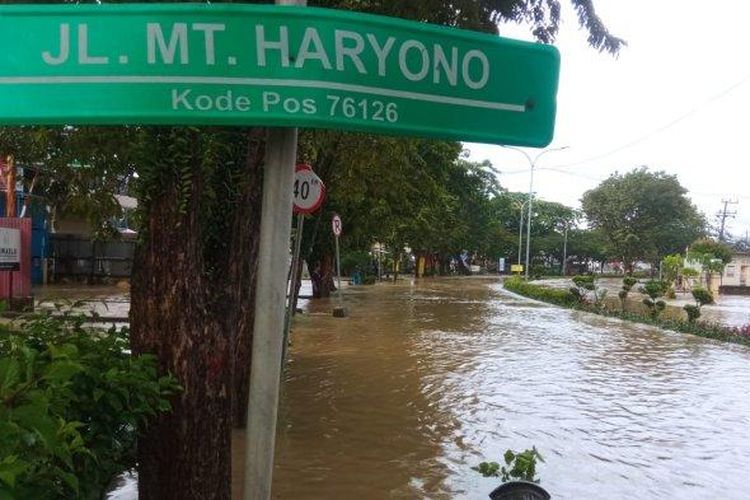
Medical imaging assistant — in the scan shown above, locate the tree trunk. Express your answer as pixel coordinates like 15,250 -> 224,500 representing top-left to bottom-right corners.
130,127 -> 266,498
227,130 -> 266,428
130,176 -> 231,499
310,253 -> 336,298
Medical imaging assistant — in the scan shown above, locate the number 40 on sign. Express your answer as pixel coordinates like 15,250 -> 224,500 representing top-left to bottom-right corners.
293,164 -> 325,215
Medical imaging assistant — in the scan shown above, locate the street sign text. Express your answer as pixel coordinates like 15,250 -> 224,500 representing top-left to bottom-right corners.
0,4 -> 560,146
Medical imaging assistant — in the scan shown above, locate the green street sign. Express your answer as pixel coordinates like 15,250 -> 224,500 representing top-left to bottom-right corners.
0,4 -> 560,146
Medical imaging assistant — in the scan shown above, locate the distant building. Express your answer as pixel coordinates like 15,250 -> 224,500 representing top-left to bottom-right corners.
720,252 -> 750,295
50,195 -> 137,282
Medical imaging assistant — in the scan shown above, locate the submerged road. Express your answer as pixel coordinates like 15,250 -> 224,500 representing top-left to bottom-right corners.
269,278 -> 750,499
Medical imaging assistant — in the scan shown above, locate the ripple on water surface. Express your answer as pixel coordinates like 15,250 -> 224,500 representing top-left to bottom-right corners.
271,279 -> 750,499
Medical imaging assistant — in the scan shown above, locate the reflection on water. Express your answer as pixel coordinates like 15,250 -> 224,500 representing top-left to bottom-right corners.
269,278 -> 750,499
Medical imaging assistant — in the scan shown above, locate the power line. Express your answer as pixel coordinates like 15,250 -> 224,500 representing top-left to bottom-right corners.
547,71 -> 750,171
717,199 -> 739,242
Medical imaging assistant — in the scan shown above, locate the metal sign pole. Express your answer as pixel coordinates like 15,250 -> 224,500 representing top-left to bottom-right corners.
282,213 -> 305,364
243,126 -> 299,499
335,233 -> 342,305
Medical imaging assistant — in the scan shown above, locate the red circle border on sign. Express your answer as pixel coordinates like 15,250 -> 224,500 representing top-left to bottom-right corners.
293,163 -> 326,215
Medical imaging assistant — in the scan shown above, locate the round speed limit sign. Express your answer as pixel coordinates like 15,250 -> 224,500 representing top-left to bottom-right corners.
293,164 -> 326,215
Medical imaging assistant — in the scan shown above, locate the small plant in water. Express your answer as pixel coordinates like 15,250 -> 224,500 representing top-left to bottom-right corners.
473,447 -> 545,483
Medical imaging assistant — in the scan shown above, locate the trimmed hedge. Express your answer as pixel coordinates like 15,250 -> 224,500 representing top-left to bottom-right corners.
504,277 -> 578,307
504,278 -> 750,348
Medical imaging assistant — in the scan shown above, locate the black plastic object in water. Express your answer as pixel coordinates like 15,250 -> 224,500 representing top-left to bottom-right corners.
489,481 -> 551,500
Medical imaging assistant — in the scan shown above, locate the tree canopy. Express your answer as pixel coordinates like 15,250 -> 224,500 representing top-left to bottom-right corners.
581,167 -> 706,270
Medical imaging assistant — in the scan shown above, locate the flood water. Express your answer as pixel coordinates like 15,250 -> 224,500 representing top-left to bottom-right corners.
268,278 -> 750,499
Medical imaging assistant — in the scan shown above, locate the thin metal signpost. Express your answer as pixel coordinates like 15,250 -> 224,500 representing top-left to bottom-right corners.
243,3 -> 306,500
331,214 -> 346,317
283,163 -> 325,362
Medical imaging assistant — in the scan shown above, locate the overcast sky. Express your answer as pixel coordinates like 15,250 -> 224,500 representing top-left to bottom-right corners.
466,0 -> 750,240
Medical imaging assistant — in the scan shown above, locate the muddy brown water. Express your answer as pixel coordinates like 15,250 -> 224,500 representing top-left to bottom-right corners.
262,278 -> 750,499
110,278 -> 750,499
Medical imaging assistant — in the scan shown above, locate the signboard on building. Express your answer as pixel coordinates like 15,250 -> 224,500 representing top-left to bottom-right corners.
0,3 -> 560,146
0,227 -> 20,271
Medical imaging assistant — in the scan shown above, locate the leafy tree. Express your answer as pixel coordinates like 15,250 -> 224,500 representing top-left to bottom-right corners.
689,238 -> 733,268
570,274 -> 606,309
661,254 -> 684,284
564,227 -> 608,268
581,168 -> 706,273
689,238 -> 733,291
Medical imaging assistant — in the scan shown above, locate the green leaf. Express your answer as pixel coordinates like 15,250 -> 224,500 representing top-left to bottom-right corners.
0,457 -> 28,489
0,359 -> 21,398
59,471 -> 79,494
43,361 -> 84,382
93,389 -> 104,402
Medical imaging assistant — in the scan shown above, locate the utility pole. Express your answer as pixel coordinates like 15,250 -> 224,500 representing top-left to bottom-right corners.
716,199 -> 738,242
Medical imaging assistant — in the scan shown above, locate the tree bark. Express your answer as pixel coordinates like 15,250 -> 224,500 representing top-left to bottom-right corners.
130,127 -> 266,498
227,130 -> 265,428
130,170 -> 231,500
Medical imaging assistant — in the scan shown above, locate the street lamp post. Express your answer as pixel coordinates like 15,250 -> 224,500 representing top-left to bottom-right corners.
502,145 -> 569,279
562,223 -> 569,276
514,199 -> 526,267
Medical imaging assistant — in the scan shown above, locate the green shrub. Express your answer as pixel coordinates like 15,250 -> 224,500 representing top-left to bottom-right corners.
692,287 -> 714,306
504,278 -> 577,307
505,277 -> 750,348
340,250 -> 373,276
640,280 -> 669,319
570,275 -> 607,310
683,304 -> 701,323
0,314 -> 179,498
623,277 -> 638,289
682,268 -> 699,278
619,277 -> 638,311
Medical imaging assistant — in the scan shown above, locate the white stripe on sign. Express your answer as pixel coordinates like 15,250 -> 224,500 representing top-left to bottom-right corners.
0,75 -> 527,113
